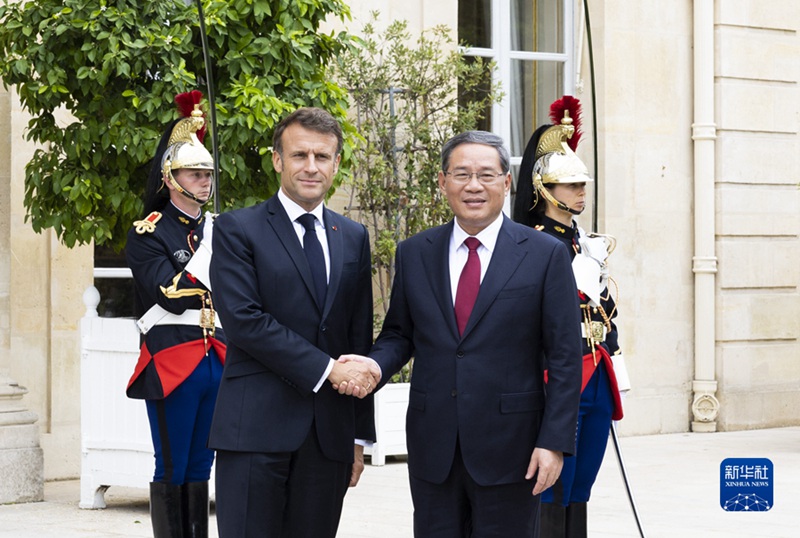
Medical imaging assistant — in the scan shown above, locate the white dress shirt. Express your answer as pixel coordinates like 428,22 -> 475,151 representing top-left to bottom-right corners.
448,213 -> 504,305
278,188 -> 330,282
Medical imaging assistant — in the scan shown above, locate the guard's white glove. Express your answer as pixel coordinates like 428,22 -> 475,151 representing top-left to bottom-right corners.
184,211 -> 215,290
572,253 -> 602,306
581,234 -> 610,264
575,234 -> 611,301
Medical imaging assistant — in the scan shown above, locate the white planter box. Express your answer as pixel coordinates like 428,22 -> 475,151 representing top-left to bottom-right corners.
365,383 -> 409,466
79,311 -> 151,509
79,287 -> 215,509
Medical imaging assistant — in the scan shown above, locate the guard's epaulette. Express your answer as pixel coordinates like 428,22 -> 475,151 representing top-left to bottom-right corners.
133,211 -> 162,235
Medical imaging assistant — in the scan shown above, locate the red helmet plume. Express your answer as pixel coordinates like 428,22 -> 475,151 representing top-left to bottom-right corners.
174,90 -> 206,142
549,95 -> 582,151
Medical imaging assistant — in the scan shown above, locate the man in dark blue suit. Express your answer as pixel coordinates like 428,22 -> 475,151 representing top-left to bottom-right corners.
341,131 -> 583,536
208,107 -> 381,538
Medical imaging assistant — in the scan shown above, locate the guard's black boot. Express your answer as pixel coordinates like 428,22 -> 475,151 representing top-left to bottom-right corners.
182,481 -> 209,538
539,502 -> 567,537
565,502 -> 588,538
150,481 -> 184,538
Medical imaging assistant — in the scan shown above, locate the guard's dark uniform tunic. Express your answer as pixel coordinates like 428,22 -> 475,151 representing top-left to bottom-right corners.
538,215 -> 623,506
126,201 -> 226,484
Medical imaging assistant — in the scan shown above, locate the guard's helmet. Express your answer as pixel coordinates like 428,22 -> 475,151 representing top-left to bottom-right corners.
141,91 -> 215,215
160,91 -> 214,206
513,96 -> 592,224
162,111 -> 213,173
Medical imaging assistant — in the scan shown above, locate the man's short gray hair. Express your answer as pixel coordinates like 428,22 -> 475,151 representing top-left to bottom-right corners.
441,131 -> 510,173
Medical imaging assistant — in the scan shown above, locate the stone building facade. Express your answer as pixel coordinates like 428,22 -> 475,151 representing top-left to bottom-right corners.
0,0 -> 797,490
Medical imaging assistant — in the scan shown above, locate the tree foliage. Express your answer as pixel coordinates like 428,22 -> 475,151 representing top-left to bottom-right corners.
334,14 -> 501,381
0,0 -> 356,250
336,15 -> 500,316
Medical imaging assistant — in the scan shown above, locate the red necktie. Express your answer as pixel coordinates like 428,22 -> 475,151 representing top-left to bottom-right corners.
454,237 -> 481,336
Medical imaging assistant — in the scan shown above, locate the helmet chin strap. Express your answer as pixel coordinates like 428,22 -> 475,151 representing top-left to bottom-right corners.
533,175 -> 584,216
564,203 -> 584,216
163,163 -> 212,206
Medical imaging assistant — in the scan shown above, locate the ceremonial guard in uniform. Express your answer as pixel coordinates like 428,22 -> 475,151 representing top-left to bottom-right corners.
513,96 -> 631,537
126,91 -> 226,538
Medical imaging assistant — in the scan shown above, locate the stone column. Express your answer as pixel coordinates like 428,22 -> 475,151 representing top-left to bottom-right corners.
1,77 -> 44,503
0,374 -> 43,503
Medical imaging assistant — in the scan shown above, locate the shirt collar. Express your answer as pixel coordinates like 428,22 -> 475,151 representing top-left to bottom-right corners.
453,212 -> 504,253
278,188 -> 325,224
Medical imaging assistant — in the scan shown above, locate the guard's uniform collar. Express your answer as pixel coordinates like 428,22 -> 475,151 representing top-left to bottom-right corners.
539,215 -> 577,241
166,201 -> 202,228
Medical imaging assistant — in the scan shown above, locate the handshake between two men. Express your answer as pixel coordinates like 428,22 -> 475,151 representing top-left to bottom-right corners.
327,354 -> 381,399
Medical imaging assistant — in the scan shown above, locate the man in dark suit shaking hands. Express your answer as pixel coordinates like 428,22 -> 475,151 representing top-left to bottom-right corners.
341,131 -> 582,536
209,107 -> 381,538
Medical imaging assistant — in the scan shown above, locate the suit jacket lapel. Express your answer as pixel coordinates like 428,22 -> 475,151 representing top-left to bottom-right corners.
322,207 -> 342,316
420,221 -> 460,340
461,217 -> 527,340
265,196 -> 322,311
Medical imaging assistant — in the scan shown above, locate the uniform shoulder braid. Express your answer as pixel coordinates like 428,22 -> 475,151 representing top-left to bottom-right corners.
133,211 -> 163,235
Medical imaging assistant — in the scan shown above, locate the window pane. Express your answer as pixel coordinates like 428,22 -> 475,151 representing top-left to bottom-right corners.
94,277 -> 136,318
459,0 -> 492,48
509,60 -> 564,156
510,163 -> 521,199
511,0 -> 563,53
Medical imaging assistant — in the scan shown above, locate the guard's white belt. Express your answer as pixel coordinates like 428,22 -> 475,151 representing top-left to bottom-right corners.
137,305 -> 222,335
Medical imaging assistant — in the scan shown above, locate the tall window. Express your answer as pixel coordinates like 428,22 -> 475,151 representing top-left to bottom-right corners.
458,0 -> 574,183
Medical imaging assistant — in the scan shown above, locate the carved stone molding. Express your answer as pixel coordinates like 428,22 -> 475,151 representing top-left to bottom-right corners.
691,391 -> 720,433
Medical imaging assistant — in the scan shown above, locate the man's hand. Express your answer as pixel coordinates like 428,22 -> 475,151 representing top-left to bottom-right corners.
525,448 -> 564,496
350,444 -> 365,487
328,354 -> 381,398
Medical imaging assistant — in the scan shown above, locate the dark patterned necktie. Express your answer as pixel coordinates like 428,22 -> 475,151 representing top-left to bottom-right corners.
454,237 -> 481,336
297,213 -> 327,306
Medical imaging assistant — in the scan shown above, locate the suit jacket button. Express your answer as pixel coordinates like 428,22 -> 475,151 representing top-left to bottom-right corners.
320,325 -> 327,332
451,389 -> 457,397
456,350 -> 465,358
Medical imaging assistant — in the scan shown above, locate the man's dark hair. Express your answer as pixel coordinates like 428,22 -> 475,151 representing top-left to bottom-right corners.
272,107 -> 344,156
